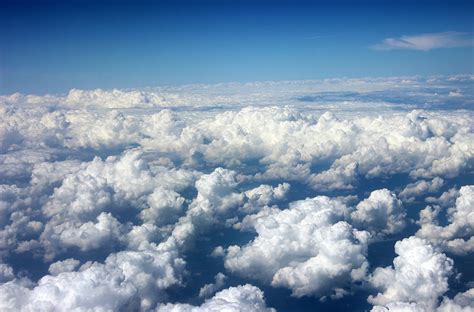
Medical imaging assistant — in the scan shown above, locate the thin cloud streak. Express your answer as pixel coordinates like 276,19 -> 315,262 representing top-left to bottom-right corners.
372,31 -> 474,51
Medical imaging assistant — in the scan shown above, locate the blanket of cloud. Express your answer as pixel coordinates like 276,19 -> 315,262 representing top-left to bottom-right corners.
0,75 -> 473,312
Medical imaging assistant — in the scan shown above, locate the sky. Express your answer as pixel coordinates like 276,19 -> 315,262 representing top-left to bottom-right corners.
1,0 -> 473,94
1,2 -> 474,310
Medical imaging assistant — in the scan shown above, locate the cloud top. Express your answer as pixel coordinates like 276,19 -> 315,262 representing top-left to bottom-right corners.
0,75 -> 473,311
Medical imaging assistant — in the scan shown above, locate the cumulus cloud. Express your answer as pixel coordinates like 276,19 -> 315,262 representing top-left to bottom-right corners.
157,167 -> 245,255
2,94 -> 473,189
242,182 -> 290,213
225,196 -> 369,298
34,150 -> 196,259
368,236 -> 453,310
48,258 -> 80,276
0,76 -> 473,311
437,288 -> 474,312
399,177 -> 444,202
371,301 -> 426,312
140,187 -> 186,225
199,272 -> 227,298
0,263 -> 138,311
372,32 -> 474,51
350,189 -> 406,237
42,212 -> 124,253
0,263 -> 14,283
371,289 -> 474,312
425,187 -> 459,207
157,284 -> 275,312
416,185 -> 474,255
0,241 -> 186,311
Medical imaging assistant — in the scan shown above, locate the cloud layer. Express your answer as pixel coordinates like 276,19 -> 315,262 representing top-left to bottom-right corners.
0,76 -> 473,311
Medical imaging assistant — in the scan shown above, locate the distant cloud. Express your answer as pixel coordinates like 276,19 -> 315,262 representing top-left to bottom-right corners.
372,31 -> 474,51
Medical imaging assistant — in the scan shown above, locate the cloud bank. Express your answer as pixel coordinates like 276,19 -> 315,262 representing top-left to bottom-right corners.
0,75 -> 473,311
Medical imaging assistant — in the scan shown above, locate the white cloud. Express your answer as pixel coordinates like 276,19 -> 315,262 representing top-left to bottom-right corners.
157,284 -> 275,312
371,301 -> 426,312
140,187 -> 186,225
437,288 -> 474,312
425,187 -> 459,207
373,32 -> 474,51
371,288 -> 474,312
399,177 -> 444,203
416,185 -> 474,255
34,150 -> 197,259
0,263 -> 138,311
43,212 -> 125,252
0,239 -> 187,311
2,92 -> 473,190
158,167 -> 245,255
199,272 -> 227,298
350,189 -> 406,237
368,236 -> 453,310
1,76 -> 473,310
225,196 -> 369,298
242,183 -> 290,213
0,263 -> 14,283
48,258 -> 81,276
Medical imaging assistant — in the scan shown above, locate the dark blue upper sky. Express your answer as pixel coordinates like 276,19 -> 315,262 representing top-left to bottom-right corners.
1,0 -> 473,94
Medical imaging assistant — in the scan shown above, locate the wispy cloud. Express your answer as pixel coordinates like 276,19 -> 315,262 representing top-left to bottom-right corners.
372,31 -> 474,51
304,34 -> 335,40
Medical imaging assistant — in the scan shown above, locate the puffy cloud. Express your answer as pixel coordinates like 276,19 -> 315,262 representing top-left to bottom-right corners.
0,263 -> 138,311
350,189 -> 406,237
425,187 -> 459,207
270,222 -> 369,298
139,188 -> 186,225
42,212 -> 125,253
30,159 -> 86,192
416,185 -> 474,255
229,189 -> 408,296
156,284 -> 275,312
399,177 -> 444,202
199,272 -> 227,298
193,168 -> 244,216
159,167 -> 244,253
48,258 -> 81,276
0,240 -> 186,311
242,183 -> 290,213
437,288 -> 474,312
1,76 -> 473,311
65,88 -> 163,108
234,206 -> 283,232
35,150 -> 196,259
0,184 -> 45,259
308,111 -> 473,190
126,223 -> 165,250
371,289 -> 474,312
2,91 -> 473,189
64,110 -> 143,149
245,183 -> 290,206
368,236 -> 453,310
104,245 -> 186,309
0,263 -> 14,283
225,196 -> 369,298
371,301 -> 426,312
0,105 -> 68,152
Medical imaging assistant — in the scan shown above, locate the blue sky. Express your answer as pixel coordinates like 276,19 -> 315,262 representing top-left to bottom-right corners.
1,0 -> 473,94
